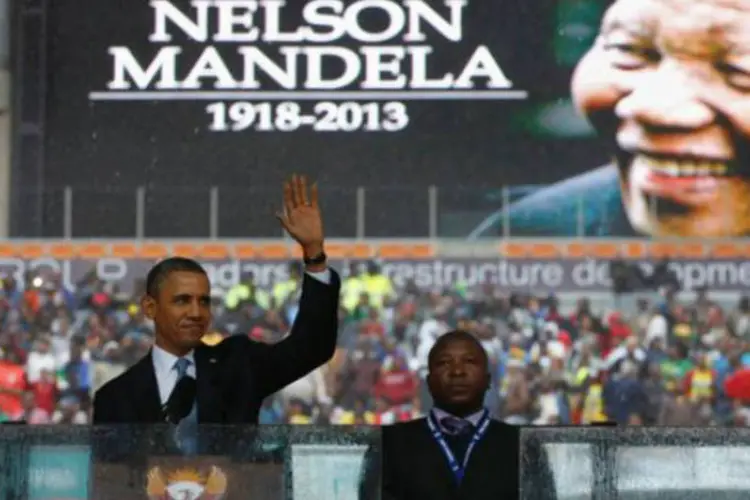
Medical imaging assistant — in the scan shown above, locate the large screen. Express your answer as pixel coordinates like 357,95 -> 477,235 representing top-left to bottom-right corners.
16,0 -> 749,240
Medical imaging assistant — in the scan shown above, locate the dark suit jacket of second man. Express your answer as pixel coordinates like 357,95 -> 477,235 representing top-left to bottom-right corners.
367,417 -> 557,500
92,270 -> 340,424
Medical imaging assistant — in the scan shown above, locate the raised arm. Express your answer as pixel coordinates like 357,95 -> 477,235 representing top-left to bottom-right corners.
255,175 -> 341,397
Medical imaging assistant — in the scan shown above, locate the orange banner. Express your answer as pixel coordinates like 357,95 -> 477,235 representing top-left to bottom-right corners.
0,240 -> 749,260
0,241 -> 435,260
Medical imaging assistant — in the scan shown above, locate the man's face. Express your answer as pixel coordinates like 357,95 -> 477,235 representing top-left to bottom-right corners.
427,338 -> 489,411
143,271 -> 211,356
572,0 -> 750,236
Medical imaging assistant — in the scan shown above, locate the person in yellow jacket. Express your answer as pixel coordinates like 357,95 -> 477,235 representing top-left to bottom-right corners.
341,262 -> 366,312
273,261 -> 303,306
330,397 -> 375,424
224,271 -> 270,311
334,409 -> 376,424
286,399 -> 314,425
567,365 -> 591,424
581,372 -> 608,424
683,354 -> 716,404
361,261 -> 395,310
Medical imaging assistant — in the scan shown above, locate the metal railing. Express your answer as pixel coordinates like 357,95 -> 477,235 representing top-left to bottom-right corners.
12,184 -> 651,239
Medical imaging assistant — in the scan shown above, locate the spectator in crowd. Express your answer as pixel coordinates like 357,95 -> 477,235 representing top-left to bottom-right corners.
0,349 -> 25,421
26,337 -> 56,384
52,394 -> 87,424
21,390 -> 50,424
280,367 -> 332,420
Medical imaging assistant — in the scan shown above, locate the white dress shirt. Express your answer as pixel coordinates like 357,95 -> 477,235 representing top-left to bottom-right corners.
306,269 -> 331,286
152,345 -> 197,404
151,268 -> 332,403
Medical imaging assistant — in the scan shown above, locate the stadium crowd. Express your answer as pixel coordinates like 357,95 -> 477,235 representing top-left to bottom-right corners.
1,261 -> 750,427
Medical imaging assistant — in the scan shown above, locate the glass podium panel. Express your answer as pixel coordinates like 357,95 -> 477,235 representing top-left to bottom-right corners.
521,427 -> 750,500
0,425 -> 379,500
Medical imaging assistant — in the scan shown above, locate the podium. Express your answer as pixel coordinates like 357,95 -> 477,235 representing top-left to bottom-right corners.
520,427 -> 750,500
1,425 -> 378,500
11,424 -> 750,499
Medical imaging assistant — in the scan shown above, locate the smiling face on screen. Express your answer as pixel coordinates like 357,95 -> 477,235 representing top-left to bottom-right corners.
571,0 -> 750,236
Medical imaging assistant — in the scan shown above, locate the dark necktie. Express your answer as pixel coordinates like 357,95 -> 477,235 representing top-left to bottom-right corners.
440,416 -> 474,436
440,417 -> 474,464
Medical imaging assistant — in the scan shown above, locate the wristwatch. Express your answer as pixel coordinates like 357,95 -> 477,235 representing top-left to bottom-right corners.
303,251 -> 327,266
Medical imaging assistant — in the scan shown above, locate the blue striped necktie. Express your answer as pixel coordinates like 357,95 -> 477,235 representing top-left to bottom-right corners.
173,358 -> 198,455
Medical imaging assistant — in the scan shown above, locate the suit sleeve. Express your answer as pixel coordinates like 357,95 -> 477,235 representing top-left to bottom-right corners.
91,383 -> 137,467
380,428 -> 402,500
254,268 -> 341,398
92,384 -> 123,424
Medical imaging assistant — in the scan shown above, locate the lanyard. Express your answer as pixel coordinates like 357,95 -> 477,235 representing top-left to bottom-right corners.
427,410 -> 491,485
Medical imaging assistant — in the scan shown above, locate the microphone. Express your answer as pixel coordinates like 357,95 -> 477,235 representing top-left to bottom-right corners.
162,376 -> 197,424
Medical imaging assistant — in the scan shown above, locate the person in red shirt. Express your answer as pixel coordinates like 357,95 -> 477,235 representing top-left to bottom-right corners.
607,312 -> 632,348
0,354 -> 27,420
21,391 -> 50,424
29,369 -> 57,415
373,354 -> 417,407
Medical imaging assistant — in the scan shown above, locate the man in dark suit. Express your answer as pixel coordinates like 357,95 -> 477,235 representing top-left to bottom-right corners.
92,176 -> 340,430
364,330 -> 557,500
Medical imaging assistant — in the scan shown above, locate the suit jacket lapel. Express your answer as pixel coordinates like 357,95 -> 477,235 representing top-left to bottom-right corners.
194,345 -> 222,423
134,351 -> 162,422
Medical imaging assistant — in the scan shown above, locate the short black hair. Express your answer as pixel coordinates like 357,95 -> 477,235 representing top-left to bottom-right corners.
427,330 -> 488,368
145,257 -> 207,298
